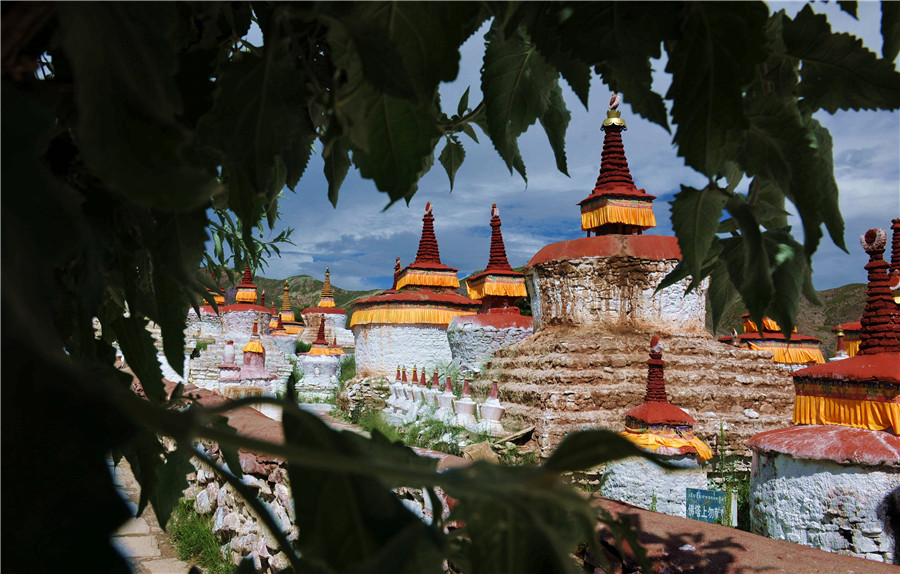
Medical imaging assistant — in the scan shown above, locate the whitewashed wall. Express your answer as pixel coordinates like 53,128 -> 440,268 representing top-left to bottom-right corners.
353,324 -> 451,378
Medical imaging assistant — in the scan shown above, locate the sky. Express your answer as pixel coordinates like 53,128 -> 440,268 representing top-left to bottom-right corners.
247,2 -> 899,291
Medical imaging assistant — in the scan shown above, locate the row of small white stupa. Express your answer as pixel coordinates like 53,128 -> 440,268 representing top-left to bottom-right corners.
385,367 -> 506,436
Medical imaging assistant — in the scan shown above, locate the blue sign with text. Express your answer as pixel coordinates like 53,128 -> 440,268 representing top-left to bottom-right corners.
686,488 -> 726,524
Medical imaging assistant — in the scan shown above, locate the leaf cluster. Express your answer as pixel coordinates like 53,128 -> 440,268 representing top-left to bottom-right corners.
2,2 -> 899,572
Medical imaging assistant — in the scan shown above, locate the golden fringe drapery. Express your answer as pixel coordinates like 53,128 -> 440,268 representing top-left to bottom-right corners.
793,395 -> 900,433
620,431 -> 712,461
235,289 -> 257,303
743,317 -> 794,333
317,299 -> 335,308
280,310 -> 296,322
308,347 -> 343,356
746,342 -> 825,364
845,340 -> 861,357
580,200 -> 656,231
242,339 -> 265,354
283,324 -> 302,335
466,278 -> 527,300
350,307 -> 475,327
396,271 -> 460,291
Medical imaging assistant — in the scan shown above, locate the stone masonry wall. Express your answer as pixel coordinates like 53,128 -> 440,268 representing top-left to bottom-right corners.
525,256 -> 707,333
180,440 -> 297,572
750,451 -> 899,563
473,324 -> 796,459
447,320 -> 532,373
353,323 -> 452,378
600,455 -> 708,518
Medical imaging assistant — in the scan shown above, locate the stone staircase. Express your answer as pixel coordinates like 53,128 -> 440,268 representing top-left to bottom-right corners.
470,324 -> 796,458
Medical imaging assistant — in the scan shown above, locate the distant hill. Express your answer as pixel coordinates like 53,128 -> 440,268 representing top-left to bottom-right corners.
252,274 -> 381,328
707,283 -> 866,358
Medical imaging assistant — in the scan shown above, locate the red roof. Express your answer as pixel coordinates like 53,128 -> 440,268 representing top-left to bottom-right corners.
624,348 -> 695,426
220,303 -> 272,314
527,235 -> 681,268
300,306 -> 347,315
748,425 -> 900,467
353,289 -> 478,309
792,352 -> 900,384
832,321 -> 862,333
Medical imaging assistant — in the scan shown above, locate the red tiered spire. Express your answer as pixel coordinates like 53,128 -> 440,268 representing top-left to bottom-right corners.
485,203 -> 513,273
432,370 -> 439,389
489,381 -> 500,400
835,327 -> 846,356
624,336 -> 695,426
858,229 -> 900,354
402,367 -> 408,383
578,94 -> 656,235
413,202 -> 442,265
240,265 -> 253,285
312,317 -> 328,346
444,374 -> 452,392
891,219 -> 900,274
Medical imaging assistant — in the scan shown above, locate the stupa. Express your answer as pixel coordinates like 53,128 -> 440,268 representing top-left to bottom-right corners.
277,282 -> 304,335
748,226 -> 900,562
300,268 -> 353,348
832,322 -> 862,359
351,203 -> 479,377
449,203 -> 533,372
469,97 -> 797,458
220,266 -> 272,336
601,336 -> 711,517
524,96 -> 705,332
720,313 -> 825,368
297,317 -> 341,393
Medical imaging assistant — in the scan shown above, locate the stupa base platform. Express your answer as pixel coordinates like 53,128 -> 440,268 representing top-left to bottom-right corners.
470,324 -> 797,459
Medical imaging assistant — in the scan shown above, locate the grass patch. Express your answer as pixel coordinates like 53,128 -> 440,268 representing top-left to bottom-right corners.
338,354 -> 356,383
168,499 -> 232,574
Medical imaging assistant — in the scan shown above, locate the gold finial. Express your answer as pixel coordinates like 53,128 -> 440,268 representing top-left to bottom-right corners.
602,93 -> 627,129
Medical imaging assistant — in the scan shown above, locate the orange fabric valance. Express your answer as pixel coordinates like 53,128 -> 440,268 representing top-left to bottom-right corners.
349,307 -> 475,328
396,270 -> 460,291
793,395 -> 900,433
746,342 -> 825,364
466,278 -> 527,300
620,431 -> 712,461
581,200 -> 656,231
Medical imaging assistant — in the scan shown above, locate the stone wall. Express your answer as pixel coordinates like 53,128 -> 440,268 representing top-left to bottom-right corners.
181,440 -> 297,572
353,323 -> 452,378
525,256 -> 707,333
447,318 -> 532,373
473,324 -> 796,459
751,451 -> 899,563
599,455 -> 708,517
187,338 -> 294,395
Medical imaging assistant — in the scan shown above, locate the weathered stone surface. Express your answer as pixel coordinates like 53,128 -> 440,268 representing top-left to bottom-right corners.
473,324 -> 796,458
600,455 -> 708,518
448,314 -> 533,373
525,242 -> 707,332
751,450 -> 900,561
354,323 -> 452,378
749,425 -> 900,467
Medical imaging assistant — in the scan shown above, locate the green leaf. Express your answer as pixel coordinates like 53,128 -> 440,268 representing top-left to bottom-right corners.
111,315 -> 166,404
329,2 -> 485,102
458,86 -> 470,116
123,432 -> 193,529
324,134 -> 351,208
542,429 -> 662,473
481,25 -> 558,176
198,38 -> 308,230
666,2 -> 769,175
539,83 -> 571,176
707,243 -> 741,334
784,5 -> 900,113
723,196 -> 774,333
282,399 -> 440,571
438,135 -> 466,190
670,185 -> 728,280
762,228 -> 808,339
58,3 -> 219,211
838,1 -> 858,19
462,123 -> 480,143
882,1 -> 900,61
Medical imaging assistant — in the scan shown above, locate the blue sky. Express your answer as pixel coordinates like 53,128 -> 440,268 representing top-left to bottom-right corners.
249,2 -> 899,291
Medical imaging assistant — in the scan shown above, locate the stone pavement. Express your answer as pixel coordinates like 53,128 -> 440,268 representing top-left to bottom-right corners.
109,459 -> 195,574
